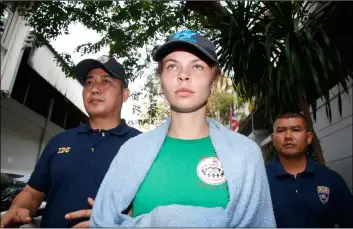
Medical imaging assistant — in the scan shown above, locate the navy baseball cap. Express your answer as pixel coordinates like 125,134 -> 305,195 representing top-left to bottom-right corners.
153,29 -> 218,65
75,55 -> 128,87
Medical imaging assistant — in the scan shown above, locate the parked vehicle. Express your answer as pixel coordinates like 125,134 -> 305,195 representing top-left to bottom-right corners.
1,172 -> 46,228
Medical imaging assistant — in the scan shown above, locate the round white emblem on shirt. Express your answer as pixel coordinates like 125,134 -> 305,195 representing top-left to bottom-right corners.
197,157 -> 226,185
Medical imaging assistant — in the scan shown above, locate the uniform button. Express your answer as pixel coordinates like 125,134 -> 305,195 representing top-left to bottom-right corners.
92,148 -> 95,152
102,132 -> 105,137
296,189 -> 298,193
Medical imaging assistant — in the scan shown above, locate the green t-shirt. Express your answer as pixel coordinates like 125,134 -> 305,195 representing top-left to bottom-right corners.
132,136 -> 229,217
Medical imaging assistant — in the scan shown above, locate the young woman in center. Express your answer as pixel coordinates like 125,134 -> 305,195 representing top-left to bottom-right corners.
90,30 -> 276,228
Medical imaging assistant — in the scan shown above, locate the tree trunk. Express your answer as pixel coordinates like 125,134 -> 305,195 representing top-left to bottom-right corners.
185,1 -> 231,26
300,94 -> 326,165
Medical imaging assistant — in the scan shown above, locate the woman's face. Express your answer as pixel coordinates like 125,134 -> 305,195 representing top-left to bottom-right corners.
160,50 -> 215,113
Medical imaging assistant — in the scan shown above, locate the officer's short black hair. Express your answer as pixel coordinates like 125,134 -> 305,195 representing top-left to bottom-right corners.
274,112 -> 310,131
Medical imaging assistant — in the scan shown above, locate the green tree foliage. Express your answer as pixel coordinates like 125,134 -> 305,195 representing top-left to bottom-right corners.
13,1 -> 213,81
208,1 -> 352,123
10,1 -> 352,163
129,71 -> 170,129
194,1 -> 352,164
13,1 -> 351,123
207,75 -> 247,125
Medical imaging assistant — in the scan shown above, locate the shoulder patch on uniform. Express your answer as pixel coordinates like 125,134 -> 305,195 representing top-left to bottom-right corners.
317,186 -> 330,204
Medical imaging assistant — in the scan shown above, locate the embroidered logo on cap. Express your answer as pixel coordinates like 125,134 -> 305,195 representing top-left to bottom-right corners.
97,55 -> 110,64
173,30 -> 197,43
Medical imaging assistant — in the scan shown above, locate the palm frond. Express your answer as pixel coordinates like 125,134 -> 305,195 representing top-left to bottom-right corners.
215,1 -> 352,123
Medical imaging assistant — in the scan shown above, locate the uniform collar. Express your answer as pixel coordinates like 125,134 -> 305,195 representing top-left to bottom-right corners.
273,154 -> 316,177
78,119 -> 131,136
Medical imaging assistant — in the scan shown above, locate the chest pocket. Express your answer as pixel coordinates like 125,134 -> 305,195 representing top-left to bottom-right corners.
50,146 -> 86,189
309,184 -> 332,217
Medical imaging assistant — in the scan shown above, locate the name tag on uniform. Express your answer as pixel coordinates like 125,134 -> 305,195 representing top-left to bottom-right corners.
57,147 -> 71,154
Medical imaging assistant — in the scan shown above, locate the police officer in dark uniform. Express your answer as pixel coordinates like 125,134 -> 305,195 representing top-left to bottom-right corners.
0,55 -> 141,228
266,112 -> 353,228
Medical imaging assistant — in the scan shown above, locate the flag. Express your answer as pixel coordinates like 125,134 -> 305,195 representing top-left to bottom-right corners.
229,105 -> 239,132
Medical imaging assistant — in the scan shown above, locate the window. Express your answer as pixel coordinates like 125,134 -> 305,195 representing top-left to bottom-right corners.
1,1 -> 15,48
50,99 -> 67,128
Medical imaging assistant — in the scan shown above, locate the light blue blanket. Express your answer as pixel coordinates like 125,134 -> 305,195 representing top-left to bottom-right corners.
90,117 -> 276,227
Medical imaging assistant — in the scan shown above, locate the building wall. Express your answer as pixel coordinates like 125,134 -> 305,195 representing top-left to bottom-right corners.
1,9 -> 31,95
1,95 -> 64,175
311,80 -> 353,192
249,129 -> 269,146
1,6 -> 87,176
28,46 -> 88,116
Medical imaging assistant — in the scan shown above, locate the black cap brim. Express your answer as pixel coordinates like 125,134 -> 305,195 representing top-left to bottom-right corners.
74,59 -> 124,85
152,40 -> 217,64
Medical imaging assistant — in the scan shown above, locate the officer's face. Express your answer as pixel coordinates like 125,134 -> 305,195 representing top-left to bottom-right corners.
82,68 -> 129,118
272,117 -> 313,158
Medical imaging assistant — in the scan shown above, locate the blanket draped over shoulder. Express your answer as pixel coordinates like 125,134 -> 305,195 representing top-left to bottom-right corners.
90,118 -> 276,228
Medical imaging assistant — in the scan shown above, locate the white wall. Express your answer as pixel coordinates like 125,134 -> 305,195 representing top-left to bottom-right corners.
1,47 -> 6,67
311,80 -> 353,192
248,129 -> 270,146
1,96 -> 64,175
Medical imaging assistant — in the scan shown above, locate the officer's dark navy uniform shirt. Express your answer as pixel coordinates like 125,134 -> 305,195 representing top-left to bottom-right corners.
266,155 -> 353,228
27,119 -> 141,228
